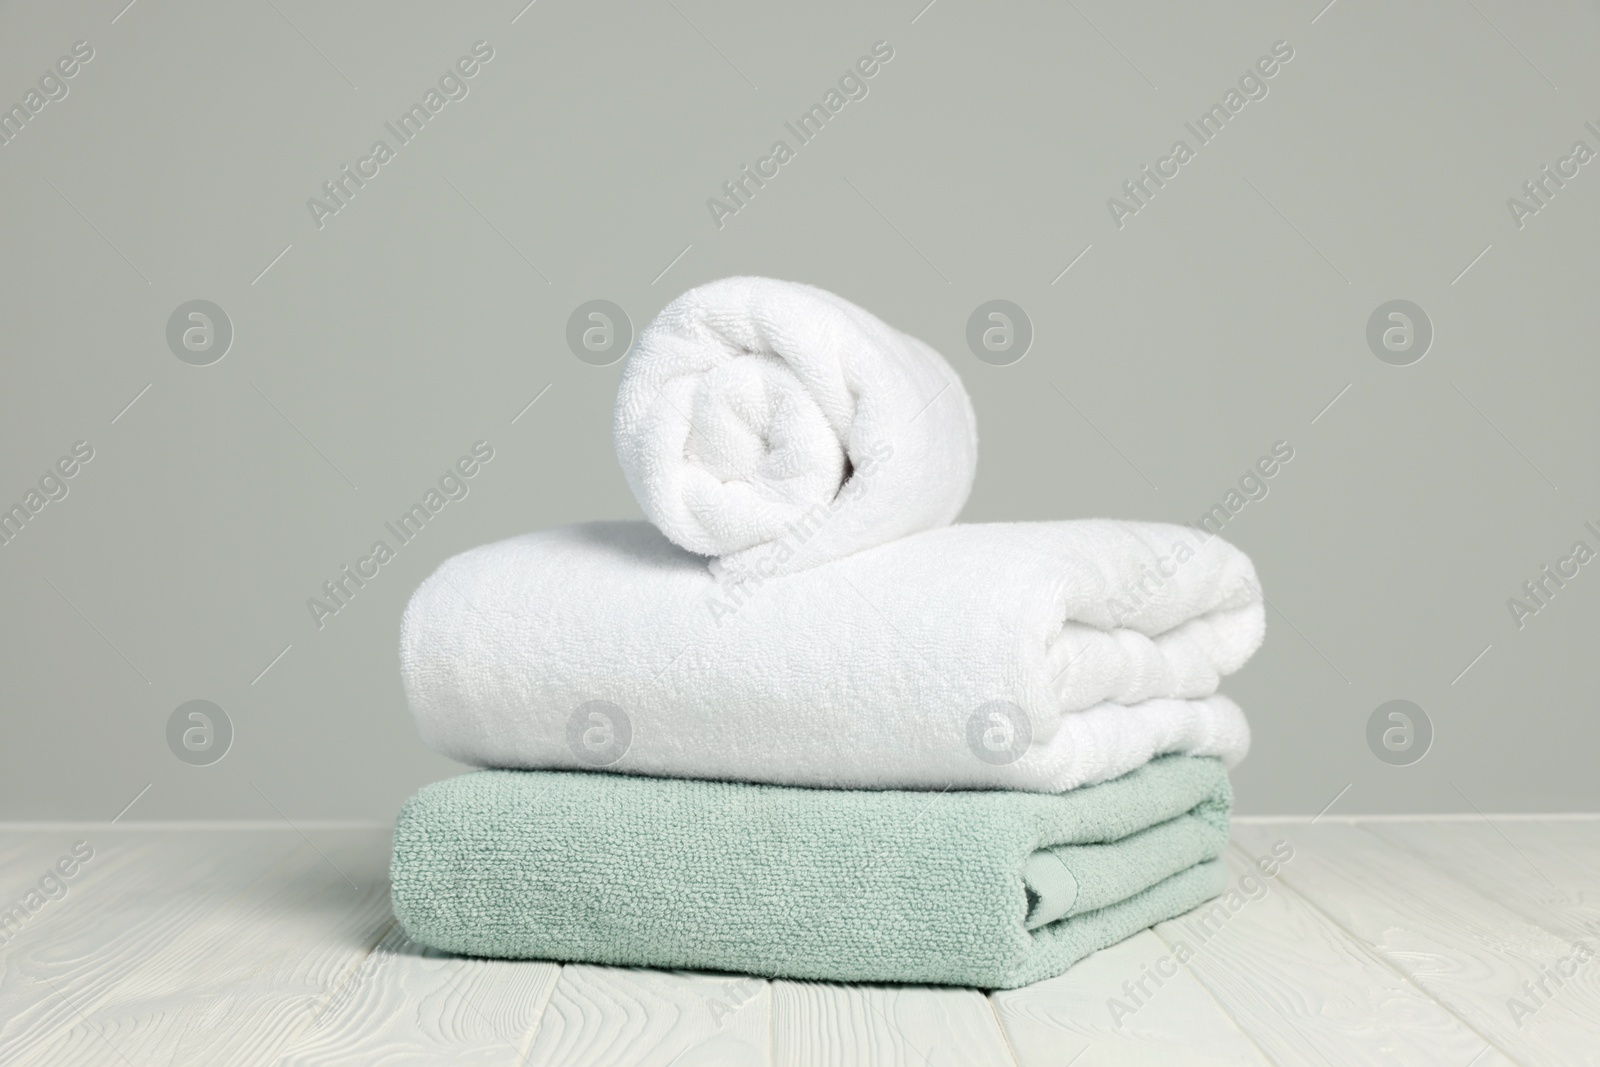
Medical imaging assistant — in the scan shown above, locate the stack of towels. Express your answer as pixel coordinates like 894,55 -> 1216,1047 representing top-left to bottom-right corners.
391,276 -> 1265,989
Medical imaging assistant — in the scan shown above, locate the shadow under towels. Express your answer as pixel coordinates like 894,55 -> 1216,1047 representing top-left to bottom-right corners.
390,754 -> 1231,988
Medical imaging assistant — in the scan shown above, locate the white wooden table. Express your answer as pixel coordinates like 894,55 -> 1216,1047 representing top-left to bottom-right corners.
1,818 -> 1596,1065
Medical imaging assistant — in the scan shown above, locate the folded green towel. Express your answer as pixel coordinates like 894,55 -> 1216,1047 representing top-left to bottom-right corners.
390,755 -> 1231,989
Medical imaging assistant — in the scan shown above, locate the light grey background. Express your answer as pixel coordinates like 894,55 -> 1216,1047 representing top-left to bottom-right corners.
3,0 -> 1597,820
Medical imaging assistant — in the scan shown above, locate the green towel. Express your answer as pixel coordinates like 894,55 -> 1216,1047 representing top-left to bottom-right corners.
390,755 -> 1231,989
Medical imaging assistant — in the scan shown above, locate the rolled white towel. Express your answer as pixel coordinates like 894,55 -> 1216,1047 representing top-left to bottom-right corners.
613,276 -> 977,576
400,519 -> 1264,793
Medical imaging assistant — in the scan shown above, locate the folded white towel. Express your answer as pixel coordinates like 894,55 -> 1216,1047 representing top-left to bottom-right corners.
613,276 -> 977,576
401,519 -> 1263,793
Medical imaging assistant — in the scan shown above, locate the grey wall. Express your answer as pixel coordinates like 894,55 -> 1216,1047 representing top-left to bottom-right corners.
3,0 -> 1597,820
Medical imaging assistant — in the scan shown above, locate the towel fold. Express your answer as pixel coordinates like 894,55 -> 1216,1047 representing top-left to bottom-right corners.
389,754 -> 1232,988
400,518 -> 1263,792
613,276 -> 978,576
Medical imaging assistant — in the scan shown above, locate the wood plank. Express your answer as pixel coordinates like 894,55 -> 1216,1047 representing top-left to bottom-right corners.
0,830 -> 309,1063
277,922 -> 562,1065
1161,843 -> 1515,1066
9,824 -> 1599,1064
1520,820 -> 1600,880
0,830 -> 78,867
10,829 -> 393,1066
0,829 -> 144,912
990,929 -> 1270,1067
1232,822 -> 1600,1067
1369,820 -> 1600,946
770,981 -> 1014,1067
521,964 -> 771,1066
0,830 -> 100,949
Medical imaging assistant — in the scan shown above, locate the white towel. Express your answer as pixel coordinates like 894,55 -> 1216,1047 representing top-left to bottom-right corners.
401,519 -> 1263,793
613,276 -> 977,576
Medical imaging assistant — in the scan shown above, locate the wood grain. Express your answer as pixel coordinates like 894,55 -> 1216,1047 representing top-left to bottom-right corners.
1158,843 -> 1516,1066
6,829 -> 391,1066
0,829 -> 308,1063
5,822 -> 1600,1064
1370,819 -> 1600,943
990,929 -> 1270,1067
521,963 -> 772,1066
277,922 -> 562,1065
770,980 -> 1015,1067
1232,822 -> 1600,1067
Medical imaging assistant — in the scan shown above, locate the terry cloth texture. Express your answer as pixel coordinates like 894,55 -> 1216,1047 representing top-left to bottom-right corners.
613,276 -> 978,576
390,755 -> 1232,989
401,519 -> 1262,793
